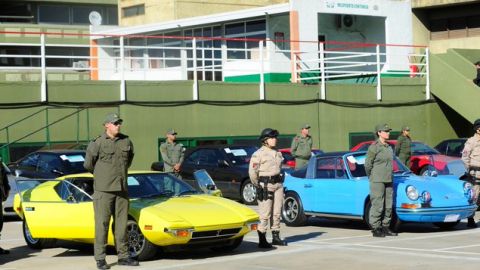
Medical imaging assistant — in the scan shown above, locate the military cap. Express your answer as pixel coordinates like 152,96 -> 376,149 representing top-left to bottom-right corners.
166,129 -> 177,135
375,123 -> 392,132
103,113 -> 122,125
474,119 -> 480,130
301,124 -> 311,130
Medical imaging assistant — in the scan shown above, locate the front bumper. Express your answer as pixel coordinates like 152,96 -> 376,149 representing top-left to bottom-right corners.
396,205 -> 477,223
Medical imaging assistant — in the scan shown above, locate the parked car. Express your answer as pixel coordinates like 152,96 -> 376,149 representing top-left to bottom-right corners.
14,170 -> 259,260
153,145 -> 259,205
282,151 -> 476,230
8,150 -> 87,178
279,148 -> 324,169
351,140 -> 459,176
434,138 -> 467,157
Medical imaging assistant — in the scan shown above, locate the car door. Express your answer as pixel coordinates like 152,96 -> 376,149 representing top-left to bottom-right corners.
309,157 -> 359,215
180,149 -> 219,188
19,179 -> 95,239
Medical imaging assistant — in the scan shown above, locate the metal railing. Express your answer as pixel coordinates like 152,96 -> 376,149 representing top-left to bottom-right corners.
0,31 -> 430,101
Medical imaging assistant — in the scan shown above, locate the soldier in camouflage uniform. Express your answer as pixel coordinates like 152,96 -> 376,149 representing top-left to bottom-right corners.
159,129 -> 184,178
461,118 -> 480,228
395,126 -> 412,166
249,128 -> 287,248
84,113 -> 138,270
365,124 -> 398,238
290,124 -> 313,169
0,157 -> 10,255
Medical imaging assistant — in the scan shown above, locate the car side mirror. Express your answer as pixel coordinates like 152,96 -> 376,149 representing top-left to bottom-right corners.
206,184 -> 216,191
217,160 -> 229,168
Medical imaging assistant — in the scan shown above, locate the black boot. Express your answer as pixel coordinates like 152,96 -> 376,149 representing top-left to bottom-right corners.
257,231 -> 273,248
271,231 -> 287,246
372,228 -> 385,237
96,260 -> 110,270
467,217 -> 478,228
382,227 -> 398,236
0,247 -> 9,255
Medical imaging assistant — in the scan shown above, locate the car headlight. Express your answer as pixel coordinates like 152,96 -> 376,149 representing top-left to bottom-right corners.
406,185 -> 419,201
421,191 -> 431,203
464,182 -> 474,201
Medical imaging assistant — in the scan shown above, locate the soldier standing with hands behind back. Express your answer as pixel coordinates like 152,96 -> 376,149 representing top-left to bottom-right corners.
461,118 -> 480,228
291,124 -> 313,169
84,113 -> 138,270
249,128 -> 287,248
365,124 -> 398,238
395,126 -> 412,166
160,129 -> 184,177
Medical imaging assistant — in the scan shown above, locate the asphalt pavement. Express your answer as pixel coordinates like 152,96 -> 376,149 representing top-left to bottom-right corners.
2,207 -> 480,270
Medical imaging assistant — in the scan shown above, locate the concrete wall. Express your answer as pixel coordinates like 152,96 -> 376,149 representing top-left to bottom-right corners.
0,78 -> 455,169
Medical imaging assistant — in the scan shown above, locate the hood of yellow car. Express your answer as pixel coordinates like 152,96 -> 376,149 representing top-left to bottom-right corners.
132,195 -> 258,227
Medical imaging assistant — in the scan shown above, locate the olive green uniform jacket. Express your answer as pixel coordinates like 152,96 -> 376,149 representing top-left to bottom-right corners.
159,141 -> 184,173
291,135 -> 312,169
84,133 -> 134,192
365,140 -> 393,183
395,134 -> 411,166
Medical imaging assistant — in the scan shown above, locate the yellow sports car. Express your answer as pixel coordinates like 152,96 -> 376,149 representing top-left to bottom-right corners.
14,170 -> 259,260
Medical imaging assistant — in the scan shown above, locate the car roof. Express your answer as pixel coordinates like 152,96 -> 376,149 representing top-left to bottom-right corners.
58,170 -> 165,179
190,144 -> 257,149
317,151 -> 351,157
34,149 -> 86,155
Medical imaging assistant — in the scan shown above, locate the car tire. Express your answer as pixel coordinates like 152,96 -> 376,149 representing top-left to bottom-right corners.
282,192 -> 307,227
23,220 -> 56,249
364,200 -> 372,229
433,221 -> 460,230
241,179 -> 257,205
364,200 -> 401,231
210,236 -> 243,252
126,219 -> 157,261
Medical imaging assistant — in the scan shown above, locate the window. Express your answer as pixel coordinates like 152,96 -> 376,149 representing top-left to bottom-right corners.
19,154 -> 39,170
225,19 -> 266,60
38,5 -> 70,24
123,4 -> 145,18
72,6 -> 102,24
185,149 -> 221,166
315,157 -> 346,179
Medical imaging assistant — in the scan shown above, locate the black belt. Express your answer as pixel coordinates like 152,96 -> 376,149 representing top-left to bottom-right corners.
470,166 -> 480,171
259,175 -> 283,184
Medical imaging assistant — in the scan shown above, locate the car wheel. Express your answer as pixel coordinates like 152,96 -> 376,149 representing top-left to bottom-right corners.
126,219 -> 157,261
433,221 -> 460,230
23,220 -> 56,249
210,236 -> 243,252
364,200 -> 372,229
282,192 -> 307,226
241,180 -> 257,205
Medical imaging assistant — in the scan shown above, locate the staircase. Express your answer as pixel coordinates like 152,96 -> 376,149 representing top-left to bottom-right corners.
430,48 -> 480,123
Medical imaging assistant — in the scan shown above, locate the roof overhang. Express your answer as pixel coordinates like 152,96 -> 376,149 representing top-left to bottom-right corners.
91,3 -> 290,39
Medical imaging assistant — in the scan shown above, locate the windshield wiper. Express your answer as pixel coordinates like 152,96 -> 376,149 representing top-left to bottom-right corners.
141,191 -> 174,199
176,190 -> 198,196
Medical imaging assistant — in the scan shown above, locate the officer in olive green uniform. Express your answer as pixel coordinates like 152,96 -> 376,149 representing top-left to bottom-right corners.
291,124 -> 313,169
461,118 -> 480,228
0,157 -> 10,255
159,129 -> 184,178
365,124 -> 397,238
395,126 -> 412,166
249,128 -> 287,248
84,113 -> 138,270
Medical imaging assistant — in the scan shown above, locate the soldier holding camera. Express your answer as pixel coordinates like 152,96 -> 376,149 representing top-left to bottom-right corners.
462,118 -> 480,228
249,128 -> 287,248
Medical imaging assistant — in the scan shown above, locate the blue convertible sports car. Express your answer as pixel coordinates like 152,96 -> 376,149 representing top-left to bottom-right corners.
282,151 -> 477,230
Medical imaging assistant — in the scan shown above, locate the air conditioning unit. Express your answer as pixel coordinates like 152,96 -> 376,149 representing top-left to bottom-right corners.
337,15 -> 357,31
72,60 -> 89,71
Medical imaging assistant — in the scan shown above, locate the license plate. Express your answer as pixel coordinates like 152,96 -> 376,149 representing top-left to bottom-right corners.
444,214 -> 460,222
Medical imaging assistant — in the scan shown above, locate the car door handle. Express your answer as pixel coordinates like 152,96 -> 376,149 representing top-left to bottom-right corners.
304,184 -> 312,188
25,207 -> 35,211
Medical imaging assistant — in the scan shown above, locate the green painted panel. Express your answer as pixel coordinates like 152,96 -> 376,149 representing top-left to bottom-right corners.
0,79 -> 457,169
48,81 -> 119,102
0,82 -> 41,103
224,73 -> 291,83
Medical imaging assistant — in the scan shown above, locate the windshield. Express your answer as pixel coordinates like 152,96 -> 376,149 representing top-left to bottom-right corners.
411,142 -> 440,155
346,153 -> 411,178
223,146 -> 258,165
59,153 -> 88,174
127,173 -> 197,199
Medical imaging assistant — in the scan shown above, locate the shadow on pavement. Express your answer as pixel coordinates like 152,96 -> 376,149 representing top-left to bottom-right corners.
0,244 -> 42,265
285,232 -> 324,243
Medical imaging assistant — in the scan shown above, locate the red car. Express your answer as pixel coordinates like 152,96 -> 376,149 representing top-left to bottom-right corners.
280,148 -> 324,169
351,140 -> 459,176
